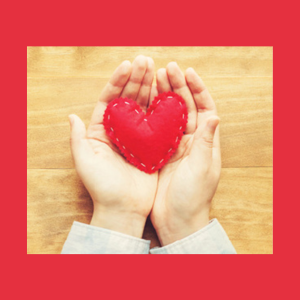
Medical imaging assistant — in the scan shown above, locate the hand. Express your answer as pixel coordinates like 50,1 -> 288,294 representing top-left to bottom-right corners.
69,56 -> 158,238
150,63 -> 221,245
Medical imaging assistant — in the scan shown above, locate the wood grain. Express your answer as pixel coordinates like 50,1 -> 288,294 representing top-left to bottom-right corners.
27,47 -> 272,78
27,77 -> 272,169
27,168 -> 272,254
27,46 -> 273,254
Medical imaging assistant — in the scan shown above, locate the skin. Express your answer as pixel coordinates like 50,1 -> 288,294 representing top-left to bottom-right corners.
150,63 -> 221,245
69,56 -> 221,244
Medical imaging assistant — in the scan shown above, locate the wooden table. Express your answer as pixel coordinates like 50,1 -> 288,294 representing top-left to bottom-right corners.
27,47 -> 273,254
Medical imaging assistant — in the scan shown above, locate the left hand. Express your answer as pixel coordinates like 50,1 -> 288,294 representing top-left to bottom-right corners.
69,55 -> 158,238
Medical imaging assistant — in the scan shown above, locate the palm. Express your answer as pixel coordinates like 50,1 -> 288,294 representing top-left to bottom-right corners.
84,126 -> 157,217
150,63 -> 221,237
151,133 -> 195,224
71,56 -> 158,221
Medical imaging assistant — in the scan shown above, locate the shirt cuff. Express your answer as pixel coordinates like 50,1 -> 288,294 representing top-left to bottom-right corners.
150,219 -> 237,254
61,221 -> 150,254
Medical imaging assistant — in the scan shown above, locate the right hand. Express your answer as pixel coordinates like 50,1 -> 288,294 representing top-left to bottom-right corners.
150,62 -> 221,246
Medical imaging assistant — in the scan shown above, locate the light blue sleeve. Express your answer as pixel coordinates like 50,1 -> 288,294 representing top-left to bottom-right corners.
150,219 -> 237,254
61,221 -> 151,254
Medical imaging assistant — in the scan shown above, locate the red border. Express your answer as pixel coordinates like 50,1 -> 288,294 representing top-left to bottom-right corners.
4,0 -> 299,298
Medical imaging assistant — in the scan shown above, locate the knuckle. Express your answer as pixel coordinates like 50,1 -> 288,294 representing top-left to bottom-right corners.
201,135 -> 214,148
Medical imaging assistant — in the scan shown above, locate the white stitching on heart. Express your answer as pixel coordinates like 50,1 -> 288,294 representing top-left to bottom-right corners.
107,97 -> 187,172
125,102 -> 129,104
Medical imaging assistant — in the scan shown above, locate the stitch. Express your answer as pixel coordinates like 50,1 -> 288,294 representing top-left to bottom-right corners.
157,100 -> 161,104
175,136 -> 178,142
159,159 -> 164,163
123,146 -> 126,149
179,102 -> 182,106
141,163 -> 146,167
113,104 -> 118,107
110,127 -> 114,132
167,96 -> 173,99
151,166 -> 155,170
116,138 -> 119,142
135,109 -> 139,114
151,110 -> 154,115
168,148 -> 173,152
124,102 -> 129,104
144,119 -> 147,121
108,115 -> 110,120
130,153 -> 134,157
179,126 -> 182,130
182,114 -> 185,119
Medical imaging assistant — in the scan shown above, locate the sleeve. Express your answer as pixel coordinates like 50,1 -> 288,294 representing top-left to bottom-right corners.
150,218 -> 237,254
61,221 -> 151,254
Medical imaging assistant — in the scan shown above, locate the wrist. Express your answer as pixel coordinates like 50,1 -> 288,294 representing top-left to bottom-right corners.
155,214 -> 210,246
90,207 -> 147,238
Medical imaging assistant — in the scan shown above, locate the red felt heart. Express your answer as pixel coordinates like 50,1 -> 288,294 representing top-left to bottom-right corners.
103,91 -> 188,174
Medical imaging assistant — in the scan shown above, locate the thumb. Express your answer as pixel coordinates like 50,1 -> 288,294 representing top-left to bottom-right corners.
68,114 -> 87,160
189,116 -> 220,167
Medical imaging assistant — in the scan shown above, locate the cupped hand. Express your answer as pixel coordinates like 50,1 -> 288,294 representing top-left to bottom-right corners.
69,56 -> 158,238
150,63 -> 221,245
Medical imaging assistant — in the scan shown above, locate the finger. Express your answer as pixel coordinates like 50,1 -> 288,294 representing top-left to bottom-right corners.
166,62 -> 197,134
149,85 -> 158,106
121,55 -> 148,100
212,124 -> 221,172
136,57 -> 155,111
188,116 -> 220,170
185,68 -> 216,113
69,114 -> 93,163
156,68 -> 172,94
185,67 -> 221,167
89,60 -> 132,126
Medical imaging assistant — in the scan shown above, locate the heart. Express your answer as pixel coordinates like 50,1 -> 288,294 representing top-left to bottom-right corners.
103,91 -> 188,174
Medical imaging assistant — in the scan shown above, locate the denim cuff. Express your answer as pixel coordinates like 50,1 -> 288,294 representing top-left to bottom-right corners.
150,219 -> 237,254
61,221 -> 151,254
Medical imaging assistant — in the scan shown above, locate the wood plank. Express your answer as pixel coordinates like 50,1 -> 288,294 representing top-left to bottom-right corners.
27,77 -> 272,168
211,167 -> 273,254
27,47 -> 272,78
27,167 -> 272,254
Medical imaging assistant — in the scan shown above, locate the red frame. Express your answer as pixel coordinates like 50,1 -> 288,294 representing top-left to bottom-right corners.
3,0 -> 298,298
